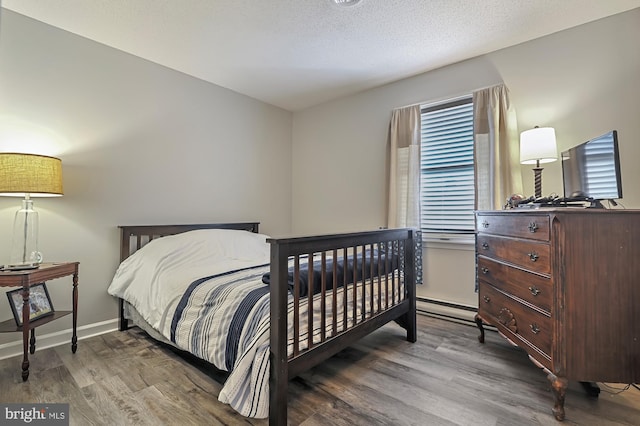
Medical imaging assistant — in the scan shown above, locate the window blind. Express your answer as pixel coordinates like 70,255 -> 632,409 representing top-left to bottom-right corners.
420,98 -> 475,235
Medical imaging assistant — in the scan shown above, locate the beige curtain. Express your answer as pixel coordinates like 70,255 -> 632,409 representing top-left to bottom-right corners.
387,105 -> 421,228
473,84 -> 522,210
387,105 -> 423,284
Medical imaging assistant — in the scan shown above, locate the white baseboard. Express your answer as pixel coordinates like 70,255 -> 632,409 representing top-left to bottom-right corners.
0,319 -> 119,361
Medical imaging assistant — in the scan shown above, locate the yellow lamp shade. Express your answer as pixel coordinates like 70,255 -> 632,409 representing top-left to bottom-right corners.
0,153 -> 63,197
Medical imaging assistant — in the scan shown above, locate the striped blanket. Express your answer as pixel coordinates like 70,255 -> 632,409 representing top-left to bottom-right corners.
169,264 -> 273,417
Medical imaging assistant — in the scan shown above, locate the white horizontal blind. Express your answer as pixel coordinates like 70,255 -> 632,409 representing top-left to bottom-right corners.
420,98 -> 475,235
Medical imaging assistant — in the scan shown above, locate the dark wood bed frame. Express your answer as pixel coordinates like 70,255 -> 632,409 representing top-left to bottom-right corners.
117,222 -> 417,425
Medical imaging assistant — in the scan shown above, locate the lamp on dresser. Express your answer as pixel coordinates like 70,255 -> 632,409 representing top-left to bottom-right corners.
520,126 -> 557,198
0,153 -> 63,269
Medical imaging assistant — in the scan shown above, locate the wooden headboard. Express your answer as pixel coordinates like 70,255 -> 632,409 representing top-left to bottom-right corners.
119,222 -> 260,262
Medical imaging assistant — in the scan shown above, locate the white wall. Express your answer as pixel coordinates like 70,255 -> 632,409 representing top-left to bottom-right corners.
292,10 -> 640,312
0,11 -> 293,349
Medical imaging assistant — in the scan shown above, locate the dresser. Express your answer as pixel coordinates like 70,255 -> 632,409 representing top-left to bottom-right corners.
474,209 -> 640,421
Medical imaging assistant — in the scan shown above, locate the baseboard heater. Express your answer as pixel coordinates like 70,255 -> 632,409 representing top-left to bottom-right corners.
416,297 -> 478,325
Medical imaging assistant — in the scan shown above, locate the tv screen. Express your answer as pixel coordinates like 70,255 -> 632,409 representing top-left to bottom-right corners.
561,130 -> 622,200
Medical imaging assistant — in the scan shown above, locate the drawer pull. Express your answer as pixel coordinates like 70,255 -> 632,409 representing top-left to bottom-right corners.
481,220 -> 489,228
481,267 -> 489,275
498,308 -> 517,332
481,242 -> 489,250
528,286 -> 540,296
530,323 -> 541,334
483,296 -> 490,303
528,222 -> 538,233
528,252 -> 539,262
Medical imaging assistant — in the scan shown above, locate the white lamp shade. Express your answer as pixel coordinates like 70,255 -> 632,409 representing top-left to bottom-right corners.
520,127 -> 558,164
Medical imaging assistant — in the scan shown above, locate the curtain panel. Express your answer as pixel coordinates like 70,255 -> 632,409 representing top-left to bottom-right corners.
473,84 -> 523,210
387,105 -> 421,228
387,105 -> 423,284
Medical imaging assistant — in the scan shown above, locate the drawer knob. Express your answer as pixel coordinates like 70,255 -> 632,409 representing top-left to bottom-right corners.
528,222 -> 538,233
530,323 -> 541,334
483,296 -> 490,303
528,286 -> 540,296
481,220 -> 489,228
481,267 -> 489,275
528,252 -> 539,262
481,242 -> 489,250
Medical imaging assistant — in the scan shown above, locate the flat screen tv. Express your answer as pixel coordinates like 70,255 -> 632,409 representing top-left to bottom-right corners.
561,130 -> 622,201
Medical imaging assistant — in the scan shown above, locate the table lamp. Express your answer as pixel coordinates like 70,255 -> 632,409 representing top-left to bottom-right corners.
520,127 -> 558,198
0,153 -> 63,269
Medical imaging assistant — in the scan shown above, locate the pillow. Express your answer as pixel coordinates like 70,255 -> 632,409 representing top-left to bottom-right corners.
128,228 -> 270,266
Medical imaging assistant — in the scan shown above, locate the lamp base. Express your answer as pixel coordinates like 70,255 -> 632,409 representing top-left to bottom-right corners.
10,198 -> 43,267
532,167 -> 544,198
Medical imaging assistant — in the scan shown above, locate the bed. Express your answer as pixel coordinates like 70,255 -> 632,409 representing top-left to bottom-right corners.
108,222 -> 417,425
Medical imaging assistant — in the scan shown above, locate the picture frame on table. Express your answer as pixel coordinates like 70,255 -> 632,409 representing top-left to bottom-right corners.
6,283 -> 55,326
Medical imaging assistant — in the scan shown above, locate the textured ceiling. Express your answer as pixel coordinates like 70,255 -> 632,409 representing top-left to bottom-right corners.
2,0 -> 640,111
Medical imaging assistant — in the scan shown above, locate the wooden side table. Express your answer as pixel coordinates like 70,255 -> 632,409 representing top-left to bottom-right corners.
0,262 -> 79,381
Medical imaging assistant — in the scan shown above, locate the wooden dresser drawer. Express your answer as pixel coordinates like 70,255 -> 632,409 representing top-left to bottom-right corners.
478,283 -> 552,357
476,214 -> 550,241
477,234 -> 551,275
477,257 -> 552,313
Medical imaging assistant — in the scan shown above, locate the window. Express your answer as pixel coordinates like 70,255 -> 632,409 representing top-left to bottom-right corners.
420,97 -> 475,239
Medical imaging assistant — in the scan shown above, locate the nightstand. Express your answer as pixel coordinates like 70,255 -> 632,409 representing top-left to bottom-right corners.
0,262 -> 79,381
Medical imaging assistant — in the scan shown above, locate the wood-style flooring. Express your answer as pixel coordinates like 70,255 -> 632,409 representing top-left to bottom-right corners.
0,314 -> 638,425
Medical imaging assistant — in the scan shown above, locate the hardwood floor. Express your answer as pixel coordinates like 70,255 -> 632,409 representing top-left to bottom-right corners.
0,314 -> 638,425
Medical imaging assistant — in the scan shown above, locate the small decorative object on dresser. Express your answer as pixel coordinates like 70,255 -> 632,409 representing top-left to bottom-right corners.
7,282 -> 54,326
474,209 -> 640,421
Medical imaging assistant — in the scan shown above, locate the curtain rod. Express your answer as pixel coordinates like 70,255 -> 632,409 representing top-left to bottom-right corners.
392,82 -> 504,111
